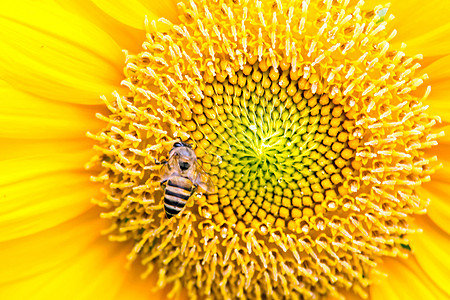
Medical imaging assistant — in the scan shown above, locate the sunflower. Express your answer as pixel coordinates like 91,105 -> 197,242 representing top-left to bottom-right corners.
1,0 -> 449,299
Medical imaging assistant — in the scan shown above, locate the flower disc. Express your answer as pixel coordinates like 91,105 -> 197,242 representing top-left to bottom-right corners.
88,0 -> 442,299
196,66 -> 356,233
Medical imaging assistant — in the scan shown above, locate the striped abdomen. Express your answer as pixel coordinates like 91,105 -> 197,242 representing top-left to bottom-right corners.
163,176 -> 193,219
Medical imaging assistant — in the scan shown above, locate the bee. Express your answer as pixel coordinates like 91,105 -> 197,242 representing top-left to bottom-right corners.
158,141 -> 217,219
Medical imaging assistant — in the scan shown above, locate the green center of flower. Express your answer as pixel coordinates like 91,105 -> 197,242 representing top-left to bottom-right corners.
190,64 -> 356,231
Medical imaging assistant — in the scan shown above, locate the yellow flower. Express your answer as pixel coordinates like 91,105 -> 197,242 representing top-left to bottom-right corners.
1,0 -> 449,299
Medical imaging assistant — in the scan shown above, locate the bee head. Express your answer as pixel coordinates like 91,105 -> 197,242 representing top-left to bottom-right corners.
169,141 -> 196,171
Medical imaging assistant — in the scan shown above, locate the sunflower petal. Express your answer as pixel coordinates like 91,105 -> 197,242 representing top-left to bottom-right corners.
417,181 -> 450,235
115,267 -> 185,300
0,139 -> 93,183
370,256 -> 448,300
0,170 -> 99,241
0,82 -> 103,139
0,210 -> 129,300
0,209 -> 103,283
426,135 -> 450,183
409,216 -> 450,297
418,129 -> 450,234
55,0 -> 145,52
364,0 -> 450,57
33,243 -> 126,300
91,0 -> 178,30
0,1 -> 124,104
415,55 -> 450,120
402,23 -> 450,58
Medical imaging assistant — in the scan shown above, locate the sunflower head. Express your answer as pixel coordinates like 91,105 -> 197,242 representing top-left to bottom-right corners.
87,0 -> 442,298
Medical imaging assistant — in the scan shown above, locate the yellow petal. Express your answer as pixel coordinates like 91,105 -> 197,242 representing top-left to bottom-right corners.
414,55 -> 450,120
0,208 -> 171,299
114,267 -> 187,300
364,0 -> 450,57
370,256 -> 448,300
418,181 -> 450,235
0,1 -> 124,105
0,209 -> 103,283
35,243 -> 126,300
56,0 -> 145,53
0,82 -> 104,139
0,170 -> 98,241
0,138 -> 93,183
409,216 -> 450,297
402,23 -> 450,58
0,210 -> 127,300
418,132 -> 450,234
426,138 -> 450,184
91,0 -> 179,30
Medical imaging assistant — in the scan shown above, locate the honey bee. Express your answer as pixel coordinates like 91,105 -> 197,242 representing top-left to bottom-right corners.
158,141 -> 217,219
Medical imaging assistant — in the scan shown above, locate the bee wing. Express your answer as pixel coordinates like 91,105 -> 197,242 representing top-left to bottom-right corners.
159,163 -> 171,182
192,162 -> 217,194
159,156 -> 177,182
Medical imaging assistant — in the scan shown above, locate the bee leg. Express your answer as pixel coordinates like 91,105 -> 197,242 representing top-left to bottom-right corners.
190,184 -> 198,197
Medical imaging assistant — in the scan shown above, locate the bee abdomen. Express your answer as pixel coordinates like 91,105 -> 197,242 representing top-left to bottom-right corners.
164,194 -> 187,218
164,201 -> 183,218
164,177 -> 193,218
165,189 -> 191,200
168,177 -> 192,191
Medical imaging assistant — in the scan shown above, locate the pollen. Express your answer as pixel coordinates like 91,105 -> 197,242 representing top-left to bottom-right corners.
87,0 -> 442,299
